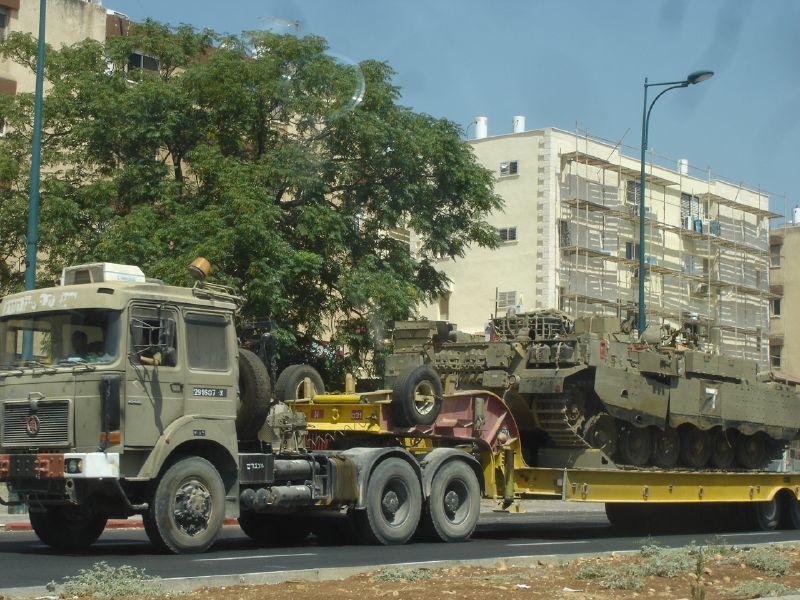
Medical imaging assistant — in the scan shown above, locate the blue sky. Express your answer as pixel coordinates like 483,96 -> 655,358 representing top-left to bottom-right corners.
108,0 -> 799,218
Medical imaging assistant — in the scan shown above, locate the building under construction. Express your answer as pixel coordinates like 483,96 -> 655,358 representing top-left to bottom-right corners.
421,121 -> 782,367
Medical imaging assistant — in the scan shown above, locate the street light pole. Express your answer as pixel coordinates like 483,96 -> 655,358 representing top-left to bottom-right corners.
22,0 -> 46,360
636,70 -> 714,337
25,0 -> 46,293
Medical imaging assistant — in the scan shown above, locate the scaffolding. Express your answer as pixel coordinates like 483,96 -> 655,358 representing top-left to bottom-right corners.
557,127 -> 780,366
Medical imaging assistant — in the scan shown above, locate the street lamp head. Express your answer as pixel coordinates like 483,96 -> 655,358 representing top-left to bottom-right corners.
686,70 -> 714,85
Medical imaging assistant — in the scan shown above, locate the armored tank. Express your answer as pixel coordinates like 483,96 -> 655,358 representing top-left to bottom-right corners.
385,310 -> 800,471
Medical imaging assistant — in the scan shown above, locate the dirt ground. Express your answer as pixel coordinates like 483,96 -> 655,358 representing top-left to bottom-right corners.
111,542 -> 800,600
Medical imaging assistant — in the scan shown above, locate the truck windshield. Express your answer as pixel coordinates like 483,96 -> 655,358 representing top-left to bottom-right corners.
0,309 -> 122,367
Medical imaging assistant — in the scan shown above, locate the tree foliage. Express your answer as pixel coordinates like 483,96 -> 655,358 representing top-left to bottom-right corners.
0,21 -> 501,380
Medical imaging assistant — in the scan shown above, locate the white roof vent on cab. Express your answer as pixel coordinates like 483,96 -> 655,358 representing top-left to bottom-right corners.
61,263 -> 146,286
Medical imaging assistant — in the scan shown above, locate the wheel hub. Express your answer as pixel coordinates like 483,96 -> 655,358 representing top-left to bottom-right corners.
444,490 -> 460,514
174,480 -> 212,537
382,490 -> 400,515
413,382 -> 436,415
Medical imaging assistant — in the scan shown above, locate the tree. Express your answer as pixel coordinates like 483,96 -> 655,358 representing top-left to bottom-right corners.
0,21 -> 501,382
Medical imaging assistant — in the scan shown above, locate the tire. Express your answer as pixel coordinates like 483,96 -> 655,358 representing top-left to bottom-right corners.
785,495 -> 800,529
745,498 -> 781,531
145,457 -> 226,554
651,427 -> 680,469
353,458 -> 422,545
238,512 -> 311,546
391,365 -> 443,426
237,348 -> 272,441
419,460 -> 480,543
275,364 -> 325,402
29,505 -> 107,552
710,429 -> 737,469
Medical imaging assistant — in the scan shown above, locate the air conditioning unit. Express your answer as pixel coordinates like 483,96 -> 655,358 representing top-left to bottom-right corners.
682,216 -> 693,230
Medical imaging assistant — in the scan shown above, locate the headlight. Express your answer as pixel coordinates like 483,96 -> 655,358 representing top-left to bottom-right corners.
65,458 -> 83,474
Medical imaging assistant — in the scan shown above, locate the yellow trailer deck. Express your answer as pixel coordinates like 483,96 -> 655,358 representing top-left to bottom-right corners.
289,388 -> 800,531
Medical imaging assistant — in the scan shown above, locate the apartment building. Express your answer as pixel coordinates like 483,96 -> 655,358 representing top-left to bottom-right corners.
0,0 -> 130,97
768,222 -> 800,376
421,122 -> 777,367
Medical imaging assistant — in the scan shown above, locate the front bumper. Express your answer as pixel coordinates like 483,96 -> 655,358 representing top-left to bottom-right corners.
0,452 -> 120,481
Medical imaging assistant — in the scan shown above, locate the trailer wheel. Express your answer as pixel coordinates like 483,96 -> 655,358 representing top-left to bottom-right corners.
275,364 -> 325,402
419,460 -> 480,543
785,495 -> 800,529
145,457 -> 226,554
745,498 -> 781,531
238,512 -> 311,545
29,506 -> 107,552
354,458 -> 422,545
391,365 -> 443,426
237,348 -> 272,441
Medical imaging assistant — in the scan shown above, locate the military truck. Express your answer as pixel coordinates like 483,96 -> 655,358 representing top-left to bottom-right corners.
0,261 -> 484,553
384,309 -> 800,471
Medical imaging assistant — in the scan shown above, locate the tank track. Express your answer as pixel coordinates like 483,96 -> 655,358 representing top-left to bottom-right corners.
525,389 -> 778,471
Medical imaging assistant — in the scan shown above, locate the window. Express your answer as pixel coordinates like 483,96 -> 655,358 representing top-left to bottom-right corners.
185,313 -> 229,371
558,220 -> 570,247
625,180 -> 641,205
771,244 -> 781,267
497,291 -> 517,309
771,298 -> 782,317
499,160 -> 518,176
771,345 -> 782,369
0,9 -> 9,40
130,307 -> 177,367
497,226 -> 517,242
680,193 -> 703,220
128,52 -> 160,73
625,241 -> 640,260
438,293 -> 450,321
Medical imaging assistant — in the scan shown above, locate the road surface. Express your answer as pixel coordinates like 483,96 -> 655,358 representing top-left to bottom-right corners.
0,503 -> 798,591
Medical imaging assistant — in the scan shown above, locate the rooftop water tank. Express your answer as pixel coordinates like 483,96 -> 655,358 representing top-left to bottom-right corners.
678,158 -> 689,175
474,116 -> 488,139
512,115 -> 525,133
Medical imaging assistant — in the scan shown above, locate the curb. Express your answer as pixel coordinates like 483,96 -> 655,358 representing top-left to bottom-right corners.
0,517 -> 241,532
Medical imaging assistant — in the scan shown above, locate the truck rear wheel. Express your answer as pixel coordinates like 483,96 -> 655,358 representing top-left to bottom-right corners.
419,460 -> 480,543
237,348 -> 272,441
275,364 -> 325,401
354,457 -> 422,545
745,498 -> 781,531
144,457 -> 226,554
238,512 -> 311,546
391,365 -> 443,426
29,505 -> 107,552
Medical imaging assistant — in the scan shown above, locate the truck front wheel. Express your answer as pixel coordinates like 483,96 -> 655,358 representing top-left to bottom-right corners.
419,460 -> 480,543
144,457 -> 226,554
29,505 -> 107,552
354,458 -> 422,545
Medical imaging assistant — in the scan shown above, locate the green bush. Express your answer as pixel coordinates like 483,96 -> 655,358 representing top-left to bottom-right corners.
732,580 -> 795,598
371,567 -> 434,582
742,546 -> 791,576
46,561 -> 161,598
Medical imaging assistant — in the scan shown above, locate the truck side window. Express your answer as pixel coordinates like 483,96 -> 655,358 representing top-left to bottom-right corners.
185,313 -> 228,371
130,307 -> 177,367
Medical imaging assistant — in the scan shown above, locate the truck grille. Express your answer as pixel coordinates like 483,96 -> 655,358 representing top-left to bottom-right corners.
2,400 -> 71,447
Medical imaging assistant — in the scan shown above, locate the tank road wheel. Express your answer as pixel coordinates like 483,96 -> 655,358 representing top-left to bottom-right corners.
736,433 -> 768,470
679,426 -> 712,469
745,497 -> 782,531
238,512 -> 311,546
144,457 -> 226,554
237,348 -> 272,441
617,424 -> 653,467
354,458 -> 422,545
275,364 -> 326,402
710,429 -> 737,469
419,460 -> 481,543
651,427 -> 680,469
29,505 -> 107,552
391,365 -> 443,427
583,413 -> 617,457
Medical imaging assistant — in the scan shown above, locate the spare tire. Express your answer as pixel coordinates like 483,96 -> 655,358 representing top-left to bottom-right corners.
237,348 -> 272,441
391,365 -> 443,426
275,364 -> 326,402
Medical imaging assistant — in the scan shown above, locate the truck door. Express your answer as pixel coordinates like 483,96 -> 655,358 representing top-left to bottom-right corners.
124,304 -> 184,447
182,310 -> 236,421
